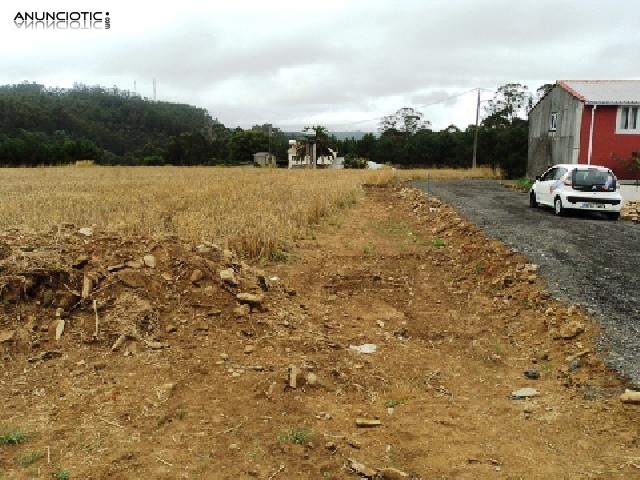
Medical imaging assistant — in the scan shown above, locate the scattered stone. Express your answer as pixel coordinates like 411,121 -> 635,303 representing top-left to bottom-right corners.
568,358 -> 581,372
511,388 -> 540,400
165,324 -> 178,333
558,320 -> 585,340
378,467 -> 410,479
93,361 -> 107,370
236,292 -> 264,306
0,330 -> 16,343
244,345 -> 255,354
219,268 -> 238,286
145,340 -> 169,349
54,319 -> 65,340
376,320 -> 385,328
350,344 -> 378,354
524,368 -> 540,380
234,304 -> 251,317
81,275 -> 93,299
288,365 -> 304,389
195,244 -> 211,254
156,382 -> 176,400
107,263 -> 126,272
620,389 -> 640,405
143,255 -> 156,268
325,441 -> 337,451
355,418 -> 382,428
347,438 -> 362,449
78,227 -> 93,237
194,321 -> 209,331
111,333 -> 129,352
305,372 -> 318,386
125,260 -> 144,269
28,351 -> 63,362
347,458 -> 377,478
191,269 -> 204,283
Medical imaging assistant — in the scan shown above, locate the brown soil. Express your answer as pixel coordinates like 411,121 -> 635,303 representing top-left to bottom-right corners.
1,186 -> 639,479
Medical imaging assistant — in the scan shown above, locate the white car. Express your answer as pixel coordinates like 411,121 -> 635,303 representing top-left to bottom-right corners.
529,164 -> 623,220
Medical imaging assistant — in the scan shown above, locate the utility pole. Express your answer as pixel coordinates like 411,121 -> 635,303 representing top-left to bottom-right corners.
268,124 -> 272,164
472,88 -> 480,169
153,78 -> 157,102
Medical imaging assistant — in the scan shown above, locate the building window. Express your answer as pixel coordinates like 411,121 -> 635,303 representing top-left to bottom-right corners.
549,112 -> 558,132
617,106 -> 640,133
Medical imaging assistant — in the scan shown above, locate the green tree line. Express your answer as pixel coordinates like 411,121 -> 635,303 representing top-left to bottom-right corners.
0,81 -> 535,176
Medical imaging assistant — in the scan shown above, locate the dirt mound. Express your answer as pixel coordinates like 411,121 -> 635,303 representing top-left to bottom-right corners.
0,227 -> 271,360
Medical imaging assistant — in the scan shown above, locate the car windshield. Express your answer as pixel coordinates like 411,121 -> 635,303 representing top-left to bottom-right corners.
573,169 -> 616,190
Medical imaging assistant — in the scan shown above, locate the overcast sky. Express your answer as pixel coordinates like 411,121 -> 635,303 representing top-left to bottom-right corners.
1,0 -> 639,132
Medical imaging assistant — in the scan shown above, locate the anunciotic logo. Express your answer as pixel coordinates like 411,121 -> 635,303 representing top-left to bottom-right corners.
14,12 -> 111,29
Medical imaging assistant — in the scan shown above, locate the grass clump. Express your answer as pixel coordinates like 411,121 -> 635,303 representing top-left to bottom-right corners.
431,238 -> 445,249
515,177 -> 534,191
0,430 -> 26,446
53,470 -> 70,480
385,399 -> 403,409
17,450 -> 43,467
279,428 -> 313,445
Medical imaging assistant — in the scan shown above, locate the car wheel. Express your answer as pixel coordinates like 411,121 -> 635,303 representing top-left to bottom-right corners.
606,212 -> 620,221
529,191 -> 538,208
553,196 -> 564,216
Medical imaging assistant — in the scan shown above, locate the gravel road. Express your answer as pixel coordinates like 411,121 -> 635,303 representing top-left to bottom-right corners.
411,179 -> 640,386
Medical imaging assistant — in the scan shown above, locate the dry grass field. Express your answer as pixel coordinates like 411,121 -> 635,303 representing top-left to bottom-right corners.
0,166 -> 498,258
1,167 -> 638,480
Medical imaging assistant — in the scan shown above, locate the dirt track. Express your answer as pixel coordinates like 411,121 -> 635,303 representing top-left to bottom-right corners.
412,179 -> 640,386
1,185 -> 639,479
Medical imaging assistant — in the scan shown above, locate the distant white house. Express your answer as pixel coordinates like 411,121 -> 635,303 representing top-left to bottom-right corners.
253,152 -> 276,167
287,140 -> 344,169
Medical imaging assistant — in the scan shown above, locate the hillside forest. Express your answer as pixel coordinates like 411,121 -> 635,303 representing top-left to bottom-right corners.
0,82 -> 547,177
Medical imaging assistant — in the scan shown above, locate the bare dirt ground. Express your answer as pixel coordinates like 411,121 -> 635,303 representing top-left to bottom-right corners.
1,185 -> 639,479
412,179 -> 640,386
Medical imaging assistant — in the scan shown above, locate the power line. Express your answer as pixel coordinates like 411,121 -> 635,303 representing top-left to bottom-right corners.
324,87 -> 494,129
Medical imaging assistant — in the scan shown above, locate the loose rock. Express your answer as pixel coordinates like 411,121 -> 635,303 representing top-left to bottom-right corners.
236,292 -> 264,306
378,467 -> 410,479
288,365 -> 304,389
143,255 -> 156,268
524,368 -> 540,380
234,304 -> 251,317
0,330 -> 16,343
347,458 -> 377,478
219,268 -> 238,286
54,319 -> 65,340
355,418 -> 382,428
511,388 -> 540,400
191,269 -> 204,283
620,389 -> 640,404
558,320 -> 585,340
81,275 -> 93,299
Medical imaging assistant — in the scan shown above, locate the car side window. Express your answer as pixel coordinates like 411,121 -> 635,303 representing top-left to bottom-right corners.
541,168 -> 556,181
554,168 -> 568,180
